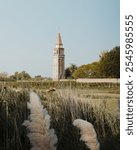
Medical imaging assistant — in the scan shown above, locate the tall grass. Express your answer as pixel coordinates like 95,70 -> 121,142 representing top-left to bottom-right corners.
0,87 -> 119,150
0,88 -> 30,150
0,80 -> 120,90
73,119 -> 100,150
38,90 -> 119,150
23,92 -> 57,150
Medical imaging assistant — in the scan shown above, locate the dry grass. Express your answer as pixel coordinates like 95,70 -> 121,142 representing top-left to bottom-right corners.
0,85 -> 120,150
37,88 -> 120,150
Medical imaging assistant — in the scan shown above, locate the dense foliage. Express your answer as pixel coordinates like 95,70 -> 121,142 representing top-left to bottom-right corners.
10,71 -> 31,80
73,46 -> 120,79
65,64 -> 77,79
72,62 -> 100,79
99,46 -> 120,78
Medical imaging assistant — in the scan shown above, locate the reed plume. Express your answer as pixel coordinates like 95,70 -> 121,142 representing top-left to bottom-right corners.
73,119 -> 100,150
23,92 -> 57,150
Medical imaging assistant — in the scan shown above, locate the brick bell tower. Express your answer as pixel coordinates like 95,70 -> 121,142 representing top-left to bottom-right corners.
53,33 -> 65,80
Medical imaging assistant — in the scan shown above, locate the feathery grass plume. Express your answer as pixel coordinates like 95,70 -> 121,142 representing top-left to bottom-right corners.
73,119 -> 100,150
23,92 -> 57,150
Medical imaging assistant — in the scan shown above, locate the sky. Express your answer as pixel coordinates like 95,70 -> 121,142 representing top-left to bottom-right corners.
0,0 -> 120,77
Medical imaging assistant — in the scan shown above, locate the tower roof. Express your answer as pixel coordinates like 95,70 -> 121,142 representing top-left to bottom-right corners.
56,32 -> 63,46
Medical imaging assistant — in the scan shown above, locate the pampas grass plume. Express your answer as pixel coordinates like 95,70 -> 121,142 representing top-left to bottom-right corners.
23,92 -> 57,150
73,119 -> 100,150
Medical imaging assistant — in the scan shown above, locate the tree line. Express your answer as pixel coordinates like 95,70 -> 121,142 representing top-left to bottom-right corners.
65,46 -> 120,79
0,71 -> 47,81
0,46 -> 120,81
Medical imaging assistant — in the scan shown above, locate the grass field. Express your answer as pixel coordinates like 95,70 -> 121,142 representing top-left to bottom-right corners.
0,81 -> 120,150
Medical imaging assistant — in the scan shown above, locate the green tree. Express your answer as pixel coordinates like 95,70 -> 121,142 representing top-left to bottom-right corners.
34,75 -> 45,81
65,64 -> 77,79
72,46 -> 120,79
73,62 -> 100,79
20,71 -> 31,80
11,71 -> 31,80
99,46 -> 120,78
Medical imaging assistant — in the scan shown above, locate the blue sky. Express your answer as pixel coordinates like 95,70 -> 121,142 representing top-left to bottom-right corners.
0,0 -> 119,77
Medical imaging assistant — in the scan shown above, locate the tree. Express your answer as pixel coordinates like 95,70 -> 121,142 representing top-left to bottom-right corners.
0,72 -> 8,78
34,75 -> 45,81
0,72 -> 8,81
99,46 -> 120,78
72,62 -> 100,79
65,64 -> 77,79
72,46 -> 120,79
11,71 -> 31,80
20,71 -> 31,80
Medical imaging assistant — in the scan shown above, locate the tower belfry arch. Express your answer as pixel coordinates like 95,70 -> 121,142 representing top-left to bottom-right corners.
53,33 -> 65,80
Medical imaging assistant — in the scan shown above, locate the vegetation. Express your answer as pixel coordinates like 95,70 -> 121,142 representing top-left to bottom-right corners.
0,83 -> 120,150
10,71 -> 31,81
1,46 -> 119,81
0,89 -> 30,150
65,64 -> 77,79
0,72 -> 12,81
73,119 -> 100,150
99,46 -> 120,78
23,92 -> 58,150
0,80 -> 120,91
0,45 -> 120,150
73,46 -> 120,79
72,62 -> 100,79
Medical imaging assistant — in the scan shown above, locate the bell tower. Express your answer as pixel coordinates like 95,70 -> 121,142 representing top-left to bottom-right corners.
53,33 -> 65,80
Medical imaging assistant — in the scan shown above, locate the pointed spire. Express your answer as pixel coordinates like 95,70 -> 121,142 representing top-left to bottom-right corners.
56,33 -> 63,47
